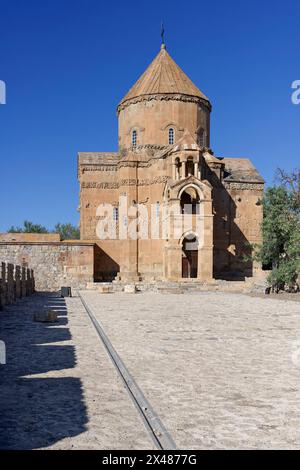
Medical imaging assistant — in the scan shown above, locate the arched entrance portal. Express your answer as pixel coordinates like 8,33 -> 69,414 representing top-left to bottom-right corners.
182,234 -> 199,278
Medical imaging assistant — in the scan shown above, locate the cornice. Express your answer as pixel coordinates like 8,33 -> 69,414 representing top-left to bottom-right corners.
117,94 -> 212,114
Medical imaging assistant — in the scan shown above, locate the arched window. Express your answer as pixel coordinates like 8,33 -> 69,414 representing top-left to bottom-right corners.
168,128 -> 174,145
186,157 -> 194,177
132,130 -> 137,148
113,207 -> 119,221
156,202 -> 160,217
175,157 -> 181,180
198,128 -> 206,147
180,187 -> 200,215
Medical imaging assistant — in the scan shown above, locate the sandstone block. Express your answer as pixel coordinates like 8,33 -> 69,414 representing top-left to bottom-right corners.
124,284 -> 137,293
97,285 -> 113,294
34,310 -> 58,323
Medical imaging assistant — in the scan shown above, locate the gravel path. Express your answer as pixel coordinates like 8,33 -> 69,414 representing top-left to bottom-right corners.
0,293 -> 153,450
81,290 -> 300,450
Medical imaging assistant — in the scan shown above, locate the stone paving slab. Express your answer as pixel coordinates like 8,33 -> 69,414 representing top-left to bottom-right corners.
0,293 -> 153,450
82,290 -> 300,450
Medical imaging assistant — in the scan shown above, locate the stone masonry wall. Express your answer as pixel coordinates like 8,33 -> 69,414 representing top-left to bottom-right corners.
0,262 -> 35,310
0,233 -> 60,242
0,242 -> 94,292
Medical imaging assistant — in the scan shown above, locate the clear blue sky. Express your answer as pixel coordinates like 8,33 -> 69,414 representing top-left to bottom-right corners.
0,0 -> 299,232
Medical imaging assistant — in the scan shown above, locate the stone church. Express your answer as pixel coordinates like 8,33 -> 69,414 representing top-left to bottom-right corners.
78,44 -> 264,283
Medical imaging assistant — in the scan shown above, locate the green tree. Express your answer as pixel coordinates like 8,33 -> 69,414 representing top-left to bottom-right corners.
54,223 -> 80,241
8,220 -> 49,233
276,168 -> 300,211
7,220 -> 80,240
255,169 -> 300,291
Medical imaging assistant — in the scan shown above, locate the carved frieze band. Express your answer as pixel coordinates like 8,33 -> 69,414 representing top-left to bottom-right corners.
81,165 -> 118,173
81,175 -> 171,190
223,182 -> 264,190
119,176 -> 170,186
117,94 -> 211,113
81,182 -> 119,189
130,144 -> 167,150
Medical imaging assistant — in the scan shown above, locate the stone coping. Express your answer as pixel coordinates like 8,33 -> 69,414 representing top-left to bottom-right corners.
0,241 -> 95,247
0,233 -> 61,242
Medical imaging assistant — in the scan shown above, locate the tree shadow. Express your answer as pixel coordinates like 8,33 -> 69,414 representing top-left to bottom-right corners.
0,293 -> 88,449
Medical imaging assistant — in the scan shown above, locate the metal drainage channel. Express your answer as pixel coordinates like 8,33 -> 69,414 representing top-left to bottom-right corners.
78,291 -> 177,451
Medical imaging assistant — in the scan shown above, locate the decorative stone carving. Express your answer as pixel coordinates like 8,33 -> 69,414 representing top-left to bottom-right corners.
81,182 -> 119,189
117,94 -> 211,114
126,125 -> 145,135
223,182 -> 264,190
81,165 -> 118,173
81,176 -> 171,190
120,176 -> 171,187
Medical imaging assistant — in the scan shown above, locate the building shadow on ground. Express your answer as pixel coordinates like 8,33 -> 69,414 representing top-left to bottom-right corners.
0,292 -> 87,449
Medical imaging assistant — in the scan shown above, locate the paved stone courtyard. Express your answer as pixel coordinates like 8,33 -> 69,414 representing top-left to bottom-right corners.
1,290 -> 300,449
0,293 -> 153,450
82,291 -> 300,449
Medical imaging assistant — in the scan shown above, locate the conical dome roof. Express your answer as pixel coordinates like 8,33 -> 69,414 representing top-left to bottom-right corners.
119,45 -> 210,107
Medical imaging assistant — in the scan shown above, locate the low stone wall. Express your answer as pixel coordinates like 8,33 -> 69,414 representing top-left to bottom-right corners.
0,242 -> 94,292
0,233 -> 60,242
0,262 -> 35,310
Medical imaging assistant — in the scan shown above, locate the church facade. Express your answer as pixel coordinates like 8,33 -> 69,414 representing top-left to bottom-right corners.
78,44 -> 264,283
